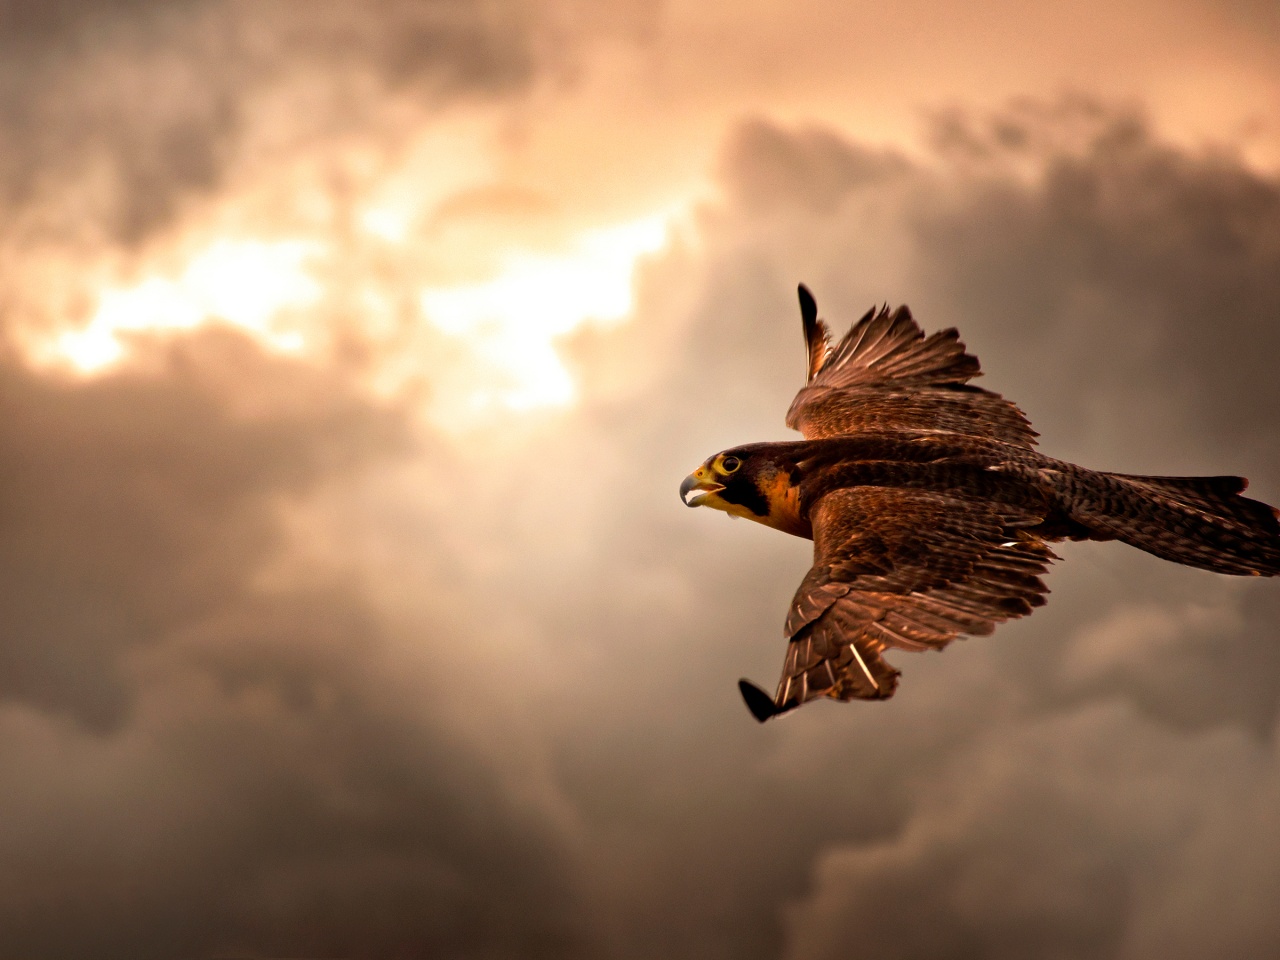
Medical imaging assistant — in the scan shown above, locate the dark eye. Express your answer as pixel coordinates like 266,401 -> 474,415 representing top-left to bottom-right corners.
721,456 -> 741,473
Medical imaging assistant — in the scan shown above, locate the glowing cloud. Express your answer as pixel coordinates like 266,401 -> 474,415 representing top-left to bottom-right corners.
419,214 -> 669,418
55,239 -> 323,372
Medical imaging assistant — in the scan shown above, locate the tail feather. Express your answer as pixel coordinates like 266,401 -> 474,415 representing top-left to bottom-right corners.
1108,474 -> 1277,529
1070,470 -> 1280,576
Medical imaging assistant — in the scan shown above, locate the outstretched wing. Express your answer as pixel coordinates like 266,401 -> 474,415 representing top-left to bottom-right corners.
740,486 -> 1057,721
785,285 -> 1038,447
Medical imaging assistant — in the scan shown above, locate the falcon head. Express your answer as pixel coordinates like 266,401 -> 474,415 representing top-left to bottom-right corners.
680,445 -> 811,539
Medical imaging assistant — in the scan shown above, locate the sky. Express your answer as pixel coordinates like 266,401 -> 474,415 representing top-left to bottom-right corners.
2,1 -> 1280,957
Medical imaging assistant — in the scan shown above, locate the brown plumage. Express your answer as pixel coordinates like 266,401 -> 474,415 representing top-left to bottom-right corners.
680,285 -> 1280,721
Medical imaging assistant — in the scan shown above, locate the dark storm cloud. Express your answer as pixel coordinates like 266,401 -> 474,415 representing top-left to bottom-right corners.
719,119 -> 910,214
0,329 -> 402,729
0,330 -> 593,958
784,704 -> 1280,960
0,0 -> 546,245
912,97 -> 1280,472
0,673 -> 589,959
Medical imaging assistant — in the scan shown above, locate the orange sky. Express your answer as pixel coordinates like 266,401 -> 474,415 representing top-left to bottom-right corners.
15,0 -> 1280,429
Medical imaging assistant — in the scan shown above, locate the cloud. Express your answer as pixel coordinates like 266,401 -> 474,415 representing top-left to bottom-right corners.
784,703 -> 1280,960
0,329 -> 404,729
0,327 -> 597,958
0,0 -> 561,248
909,98 -> 1280,471
719,119 -> 911,215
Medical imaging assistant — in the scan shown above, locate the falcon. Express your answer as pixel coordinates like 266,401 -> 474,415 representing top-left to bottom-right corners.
680,286 -> 1280,722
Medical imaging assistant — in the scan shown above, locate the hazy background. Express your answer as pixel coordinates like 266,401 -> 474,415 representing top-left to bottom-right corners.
2,1 -> 1280,957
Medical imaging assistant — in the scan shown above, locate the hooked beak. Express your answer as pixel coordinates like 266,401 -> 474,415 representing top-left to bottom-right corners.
680,468 -> 723,507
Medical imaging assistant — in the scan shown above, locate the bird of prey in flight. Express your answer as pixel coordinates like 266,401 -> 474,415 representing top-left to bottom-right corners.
680,286 -> 1280,722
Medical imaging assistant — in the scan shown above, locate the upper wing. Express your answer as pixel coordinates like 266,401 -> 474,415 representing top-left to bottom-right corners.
785,285 -> 1038,446
740,486 -> 1056,721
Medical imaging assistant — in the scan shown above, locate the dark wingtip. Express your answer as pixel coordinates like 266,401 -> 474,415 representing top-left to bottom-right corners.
797,284 -> 817,325
738,679 -> 779,723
